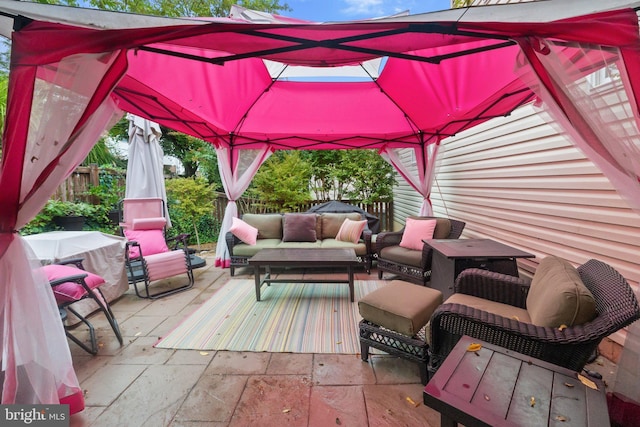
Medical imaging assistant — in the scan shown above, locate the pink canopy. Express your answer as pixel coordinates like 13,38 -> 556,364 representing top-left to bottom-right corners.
1,0 -> 640,408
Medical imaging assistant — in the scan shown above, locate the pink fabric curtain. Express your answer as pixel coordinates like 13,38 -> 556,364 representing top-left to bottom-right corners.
516,37 -> 640,212
214,146 -> 272,267
380,143 -> 441,216
0,49 -> 125,407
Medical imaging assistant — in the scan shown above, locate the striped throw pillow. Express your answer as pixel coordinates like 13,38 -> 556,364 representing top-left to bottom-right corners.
335,218 -> 367,244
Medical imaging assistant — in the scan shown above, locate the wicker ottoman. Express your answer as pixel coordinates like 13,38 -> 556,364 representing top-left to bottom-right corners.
358,280 -> 443,384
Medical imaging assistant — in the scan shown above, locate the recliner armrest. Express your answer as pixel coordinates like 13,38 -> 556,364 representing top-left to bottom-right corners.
454,268 -> 530,308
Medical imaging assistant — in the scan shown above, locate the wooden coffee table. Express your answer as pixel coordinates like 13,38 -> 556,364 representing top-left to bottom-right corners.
248,248 -> 359,302
424,335 -> 610,427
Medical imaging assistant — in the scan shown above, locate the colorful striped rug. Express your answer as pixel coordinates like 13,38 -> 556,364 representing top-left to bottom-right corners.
154,279 -> 385,353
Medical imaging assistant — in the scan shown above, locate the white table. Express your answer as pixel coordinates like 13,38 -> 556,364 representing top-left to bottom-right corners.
25,231 -> 129,320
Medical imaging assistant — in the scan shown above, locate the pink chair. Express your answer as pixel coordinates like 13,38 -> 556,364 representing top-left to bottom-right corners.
120,198 -> 194,299
44,259 -> 123,355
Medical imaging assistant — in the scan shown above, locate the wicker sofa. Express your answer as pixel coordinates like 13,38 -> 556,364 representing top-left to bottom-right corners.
427,256 -> 640,379
225,212 -> 374,276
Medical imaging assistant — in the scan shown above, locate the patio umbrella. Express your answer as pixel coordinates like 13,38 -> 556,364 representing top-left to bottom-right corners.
125,114 -> 171,227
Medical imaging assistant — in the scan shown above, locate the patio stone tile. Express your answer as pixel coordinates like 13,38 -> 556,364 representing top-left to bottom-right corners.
308,385 -> 367,427
70,405 -> 104,427
150,314 -> 191,338
205,351 -> 271,375
110,336 -> 173,365
313,354 -> 377,385
228,375 -> 312,427
363,383 -> 440,427
370,354 -> 423,384
174,374 -> 247,423
266,353 -> 313,375
82,363 -> 147,406
110,292 -> 153,313
72,355 -> 111,383
89,364 -> 205,427
119,314 -> 169,337
135,288 -> 199,316
170,422 -> 227,427
166,349 -> 216,365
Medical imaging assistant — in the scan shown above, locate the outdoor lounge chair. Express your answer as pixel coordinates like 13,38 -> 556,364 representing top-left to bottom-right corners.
120,198 -> 194,299
427,257 -> 640,380
376,216 -> 466,286
43,258 -> 123,354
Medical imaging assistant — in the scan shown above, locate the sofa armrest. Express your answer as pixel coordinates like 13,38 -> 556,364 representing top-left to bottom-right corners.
362,229 -> 373,254
454,268 -> 530,308
375,230 -> 403,253
225,231 -> 241,255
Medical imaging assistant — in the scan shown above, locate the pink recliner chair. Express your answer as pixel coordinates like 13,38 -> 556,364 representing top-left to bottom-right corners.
44,258 -> 123,355
120,198 -> 194,299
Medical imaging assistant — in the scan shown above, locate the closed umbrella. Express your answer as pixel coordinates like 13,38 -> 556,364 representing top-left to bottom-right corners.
125,114 -> 171,227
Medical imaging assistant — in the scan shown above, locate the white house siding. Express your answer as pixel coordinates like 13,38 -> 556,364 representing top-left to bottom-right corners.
392,102 -> 640,344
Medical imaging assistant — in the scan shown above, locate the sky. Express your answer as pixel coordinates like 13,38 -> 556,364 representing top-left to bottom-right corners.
281,0 -> 452,22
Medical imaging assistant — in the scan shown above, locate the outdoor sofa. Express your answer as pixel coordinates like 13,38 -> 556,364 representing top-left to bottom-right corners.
226,212 -> 374,276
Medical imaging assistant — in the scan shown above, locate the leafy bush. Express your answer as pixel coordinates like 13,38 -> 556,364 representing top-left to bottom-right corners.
165,177 -> 218,245
20,200 -> 104,235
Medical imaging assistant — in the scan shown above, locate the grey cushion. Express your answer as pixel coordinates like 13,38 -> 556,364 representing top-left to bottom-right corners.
282,213 -> 317,242
242,213 -> 283,240
359,280 -> 443,336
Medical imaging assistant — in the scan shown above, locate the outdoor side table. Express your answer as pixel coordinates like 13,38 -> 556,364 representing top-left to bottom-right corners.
423,335 -> 610,427
424,238 -> 535,300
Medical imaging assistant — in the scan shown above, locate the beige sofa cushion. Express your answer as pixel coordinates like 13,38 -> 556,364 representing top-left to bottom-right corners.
320,213 -> 361,239
526,256 -> 597,327
425,293 -> 532,345
242,213 -> 282,240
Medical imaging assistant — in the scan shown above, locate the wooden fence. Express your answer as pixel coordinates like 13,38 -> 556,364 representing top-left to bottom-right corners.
55,169 -> 393,232
53,164 -> 126,204
213,192 -> 393,232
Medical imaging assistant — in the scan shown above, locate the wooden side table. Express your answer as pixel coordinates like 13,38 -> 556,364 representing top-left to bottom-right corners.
423,335 -> 610,427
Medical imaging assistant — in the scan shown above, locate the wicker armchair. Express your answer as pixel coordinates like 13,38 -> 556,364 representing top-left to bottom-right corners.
427,259 -> 640,379
376,217 -> 466,285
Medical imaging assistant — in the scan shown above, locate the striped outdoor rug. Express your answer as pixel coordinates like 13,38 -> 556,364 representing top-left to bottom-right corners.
154,279 -> 385,353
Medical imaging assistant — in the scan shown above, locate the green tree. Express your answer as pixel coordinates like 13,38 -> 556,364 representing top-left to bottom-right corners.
248,151 -> 312,211
302,150 -> 395,203
165,177 -> 217,247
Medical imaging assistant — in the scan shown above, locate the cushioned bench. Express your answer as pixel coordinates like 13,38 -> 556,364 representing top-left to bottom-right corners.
358,280 -> 443,384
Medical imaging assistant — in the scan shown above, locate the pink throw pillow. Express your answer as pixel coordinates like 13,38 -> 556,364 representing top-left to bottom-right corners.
124,229 -> 170,258
43,264 -> 106,303
335,218 -> 367,244
399,218 -> 437,251
230,217 -> 258,245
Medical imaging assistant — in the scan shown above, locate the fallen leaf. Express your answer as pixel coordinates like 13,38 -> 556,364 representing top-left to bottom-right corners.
555,415 -> 567,422
530,396 -> 536,407
335,417 -> 342,425
564,382 -> 575,388
484,394 -> 490,401
558,324 -> 567,331
577,374 -> 598,390
336,341 -> 342,345
282,409 -> 291,413
511,315 -> 520,321
467,343 -> 482,352
405,397 -> 419,407
199,351 -> 209,356
135,331 -> 142,336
